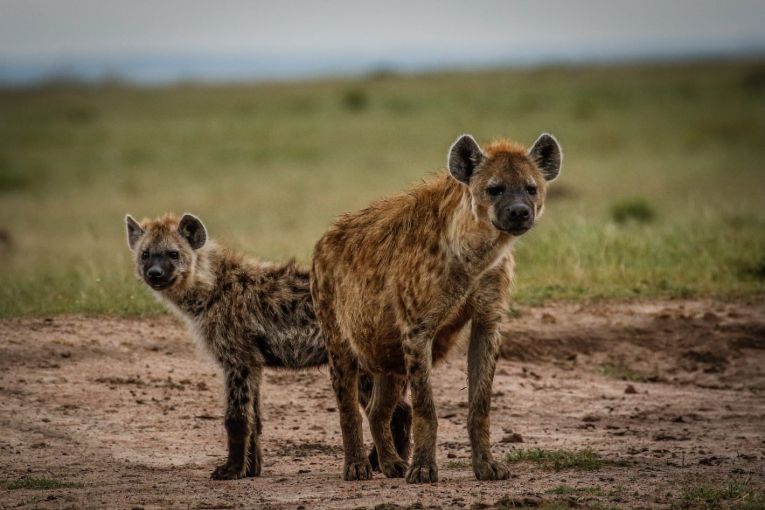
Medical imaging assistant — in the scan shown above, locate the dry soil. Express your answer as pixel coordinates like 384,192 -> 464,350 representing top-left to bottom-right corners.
0,299 -> 763,509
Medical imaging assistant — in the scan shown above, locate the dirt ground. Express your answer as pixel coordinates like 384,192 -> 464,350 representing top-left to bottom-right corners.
1,299 -> 763,509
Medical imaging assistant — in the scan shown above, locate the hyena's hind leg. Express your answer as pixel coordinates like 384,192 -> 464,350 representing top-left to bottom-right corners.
329,343 -> 371,480
366,375 -> 409,477
212,365 -> 255,480
246,366 -> 264,477
359,375 -> 412,471
391,395 -> 412,463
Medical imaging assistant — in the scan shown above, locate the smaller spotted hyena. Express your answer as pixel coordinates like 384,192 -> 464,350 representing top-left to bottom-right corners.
126,213 -> 411,480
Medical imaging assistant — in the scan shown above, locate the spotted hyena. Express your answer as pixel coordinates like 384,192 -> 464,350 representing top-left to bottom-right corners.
311,134 -> 561,482
126,213 -> 411,479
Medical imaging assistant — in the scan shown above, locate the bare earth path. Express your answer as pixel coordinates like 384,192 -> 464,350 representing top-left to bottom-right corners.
1,299 -> 763,509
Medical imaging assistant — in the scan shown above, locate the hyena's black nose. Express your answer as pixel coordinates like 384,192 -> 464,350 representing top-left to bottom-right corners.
497,204 -> 533,234
147,266 -> 164,281
507,204 -> 531,221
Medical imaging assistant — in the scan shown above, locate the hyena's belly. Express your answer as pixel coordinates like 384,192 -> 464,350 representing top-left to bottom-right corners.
347,322 -> 407,375
342,298 -> 473,374
341,303 -> 407,375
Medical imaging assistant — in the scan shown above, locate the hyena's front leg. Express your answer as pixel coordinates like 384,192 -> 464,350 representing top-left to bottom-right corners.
212,365 -> 254,480
467,292 -> 511,480
403,326 -> 439,484
246,366 -> 263,477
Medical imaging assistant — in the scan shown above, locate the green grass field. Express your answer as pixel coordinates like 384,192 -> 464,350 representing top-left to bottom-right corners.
1,60 -> 764,317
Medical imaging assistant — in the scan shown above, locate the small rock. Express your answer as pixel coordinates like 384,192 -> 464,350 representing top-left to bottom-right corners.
702,311 -> 719,322
624,384 -> 637,394
653,433 -> 689,441
500,433 -> 524,443
541,313 -> 557,324
582,414 -> 601,422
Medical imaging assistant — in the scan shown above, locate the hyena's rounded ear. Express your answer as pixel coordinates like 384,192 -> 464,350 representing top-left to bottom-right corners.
125,214 -> 144,251
528,133 -> 562,181
448,134 -> 484,185
178,213 -> 207,250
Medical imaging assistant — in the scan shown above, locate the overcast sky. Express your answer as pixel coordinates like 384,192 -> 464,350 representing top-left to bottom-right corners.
0,0 -> 763,83
2,0 -> 764,58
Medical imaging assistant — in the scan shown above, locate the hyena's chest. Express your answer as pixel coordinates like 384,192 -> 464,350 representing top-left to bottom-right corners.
193,307 -> 258,365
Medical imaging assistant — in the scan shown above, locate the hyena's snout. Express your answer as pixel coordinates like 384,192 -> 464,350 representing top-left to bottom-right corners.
142,255 -> 177,290
494,200 -> 534,235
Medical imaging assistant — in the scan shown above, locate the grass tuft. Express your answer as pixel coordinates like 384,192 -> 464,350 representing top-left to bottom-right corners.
547,485 -> 605,496
505,448 -> 617,471
443,460 -> 470,469
681,480 -> 765,508
737,257 -> 765,282
610,198 -> 656,224
598,362 -> 658,383
340,88 -> 368,111
2,477 -> 83,490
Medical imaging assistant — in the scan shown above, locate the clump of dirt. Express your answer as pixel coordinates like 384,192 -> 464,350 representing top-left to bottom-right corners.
0,299 -> 763,509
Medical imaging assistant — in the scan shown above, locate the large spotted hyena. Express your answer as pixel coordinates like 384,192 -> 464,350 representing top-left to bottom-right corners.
311,134 -> 561,483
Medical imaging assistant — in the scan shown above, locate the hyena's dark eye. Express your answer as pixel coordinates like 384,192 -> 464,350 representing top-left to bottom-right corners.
168,251 -> 180,260
486,185 -> 505,197
526,185 -> 538,196
141,250 -> 150,260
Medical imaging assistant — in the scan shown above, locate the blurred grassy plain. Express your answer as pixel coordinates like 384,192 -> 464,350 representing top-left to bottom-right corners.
0,60 -> 764,317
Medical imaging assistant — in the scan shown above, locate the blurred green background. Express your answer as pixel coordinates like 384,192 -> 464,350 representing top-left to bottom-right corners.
1,60 -> 764,317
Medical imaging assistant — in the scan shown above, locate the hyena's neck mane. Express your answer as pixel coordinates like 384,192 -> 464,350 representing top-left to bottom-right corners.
428,173 -> 513,271
160,241 -> 228,318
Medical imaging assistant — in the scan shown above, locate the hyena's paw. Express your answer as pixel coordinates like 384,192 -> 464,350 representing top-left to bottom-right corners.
405,460 -> 438,484
343,459 -> 373,481
379,457 -> 408,478
246,445 -> 263,477
473,459 -> 511,481
211,462 -> 246,480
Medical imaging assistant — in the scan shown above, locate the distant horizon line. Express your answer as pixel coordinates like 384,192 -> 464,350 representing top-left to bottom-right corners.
1,43 -> 763,87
